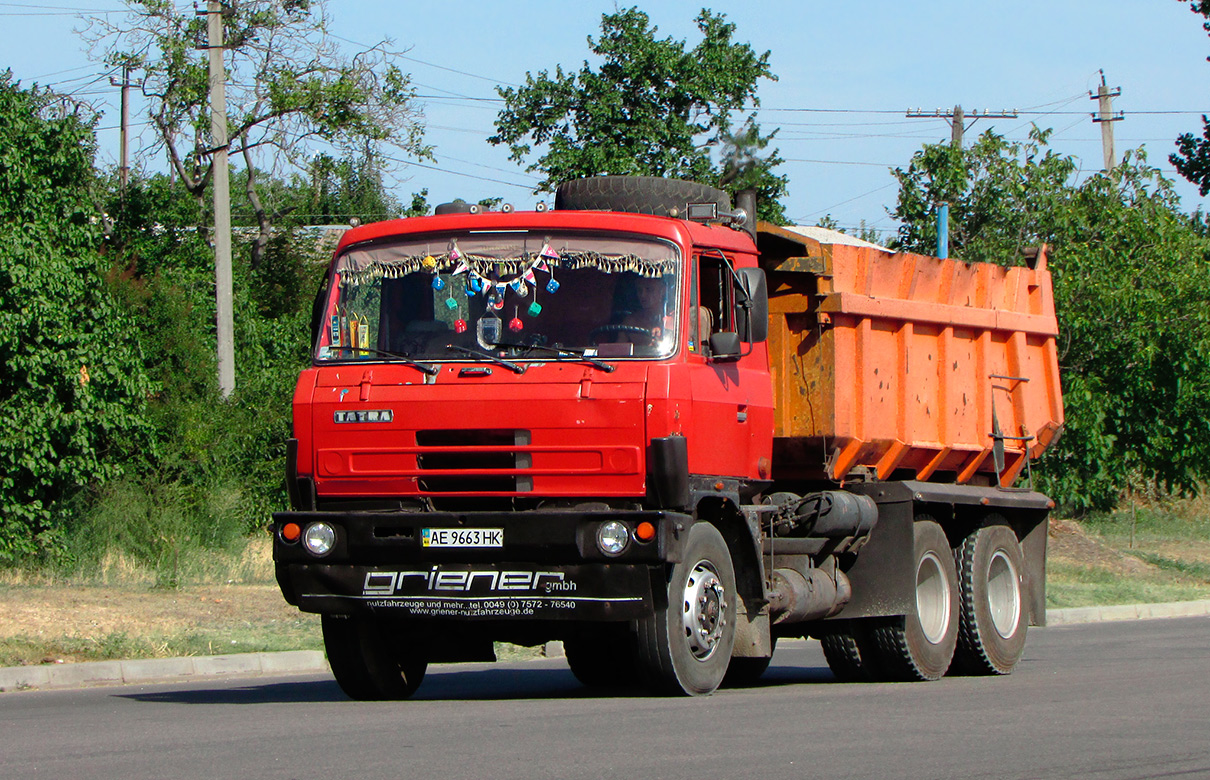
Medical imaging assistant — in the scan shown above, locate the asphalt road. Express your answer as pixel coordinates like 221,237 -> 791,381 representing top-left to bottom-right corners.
3,618 -> 1208,780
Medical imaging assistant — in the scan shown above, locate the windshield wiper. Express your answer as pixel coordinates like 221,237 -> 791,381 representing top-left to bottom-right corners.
328,346 -> 439,376
443,343 -> 526,374
494,342 -> 615,373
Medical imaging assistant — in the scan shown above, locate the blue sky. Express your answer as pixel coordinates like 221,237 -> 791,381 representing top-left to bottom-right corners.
4,1 -> 1210,241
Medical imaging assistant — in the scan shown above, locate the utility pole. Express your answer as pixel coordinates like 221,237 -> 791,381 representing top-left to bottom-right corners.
203,0 -> 235,398
108,66 -> 133,188
1090,70 -> 1123,171
906,105 -> 1019,148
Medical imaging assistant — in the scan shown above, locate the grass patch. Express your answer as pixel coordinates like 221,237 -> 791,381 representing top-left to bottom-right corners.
0,620 -> 322,668
1047,493 -> 1210,608
1046,559 -> 1210,608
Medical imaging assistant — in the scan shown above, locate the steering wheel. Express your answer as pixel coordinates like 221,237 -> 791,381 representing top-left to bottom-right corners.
588,323 -> 655,346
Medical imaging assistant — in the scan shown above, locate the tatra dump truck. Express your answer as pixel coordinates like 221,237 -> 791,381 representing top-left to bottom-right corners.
272,176 -> 1065,698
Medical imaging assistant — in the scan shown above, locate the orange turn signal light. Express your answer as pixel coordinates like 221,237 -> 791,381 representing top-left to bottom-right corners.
281,522 -> 302,542
635,521 -> 656,542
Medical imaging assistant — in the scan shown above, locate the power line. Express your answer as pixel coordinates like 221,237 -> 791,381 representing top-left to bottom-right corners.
380,153 -> 536,191
797,182 -> 899,222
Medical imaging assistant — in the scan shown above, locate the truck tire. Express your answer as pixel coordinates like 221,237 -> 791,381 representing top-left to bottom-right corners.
636,522 -> 737,695
721,638 -> 776,688
819,621 -> 879,682
721,656 -> 771,687
555,176 -> 731,217
868,519 -> 959,681
564,623 -> 639,689
952,519 -> 1028,675
322,615 -> 428,700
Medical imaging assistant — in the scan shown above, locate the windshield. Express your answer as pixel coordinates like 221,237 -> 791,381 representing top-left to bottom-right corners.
316,231 -> 681,363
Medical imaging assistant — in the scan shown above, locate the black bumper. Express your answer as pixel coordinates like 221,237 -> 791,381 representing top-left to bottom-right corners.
271,508 -> 690,621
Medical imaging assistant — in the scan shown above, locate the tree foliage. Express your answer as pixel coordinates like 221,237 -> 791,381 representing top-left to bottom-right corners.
0,73 -> 153,560
88,0 -> 428,266
893,130 -> 1210,510
490,7 -> 788,222
1171,0 -> 1210,193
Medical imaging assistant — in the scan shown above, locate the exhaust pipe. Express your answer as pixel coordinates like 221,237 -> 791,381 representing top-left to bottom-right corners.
768,566 -> 852,625
736,189 -> 757,241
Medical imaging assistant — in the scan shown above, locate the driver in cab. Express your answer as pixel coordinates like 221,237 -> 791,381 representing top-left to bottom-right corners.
609,275 -> 669,347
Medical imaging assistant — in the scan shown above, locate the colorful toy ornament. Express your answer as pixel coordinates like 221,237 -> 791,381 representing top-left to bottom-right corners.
546,277 -> 560,294
444,296 -> 458,310
528,301 -> 542,317
432,275 -> 446,291
454,318 -> 468,334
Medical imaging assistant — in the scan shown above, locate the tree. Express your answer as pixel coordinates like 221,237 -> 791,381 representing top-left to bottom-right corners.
490,7 -> 788,222
893,130 -> 1210,511
0,72 -> 153,561
1171,0 -> 1210,193
88,0 -> 429,267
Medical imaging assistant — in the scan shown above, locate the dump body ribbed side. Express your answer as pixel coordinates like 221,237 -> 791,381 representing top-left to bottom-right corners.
757,223 -> 1064,486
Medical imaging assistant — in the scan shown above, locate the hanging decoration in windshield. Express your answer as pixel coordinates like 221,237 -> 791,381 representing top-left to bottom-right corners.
339,240 -> 675,290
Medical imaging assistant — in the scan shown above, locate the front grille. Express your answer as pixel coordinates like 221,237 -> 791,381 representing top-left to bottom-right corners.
415,429 -> 532,493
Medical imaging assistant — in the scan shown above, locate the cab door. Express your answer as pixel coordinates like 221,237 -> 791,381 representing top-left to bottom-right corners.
685,251 -> 772,481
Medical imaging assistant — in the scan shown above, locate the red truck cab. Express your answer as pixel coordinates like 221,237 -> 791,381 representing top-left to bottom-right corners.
276,183 -> 777,697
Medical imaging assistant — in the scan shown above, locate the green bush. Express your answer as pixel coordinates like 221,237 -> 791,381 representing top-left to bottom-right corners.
0,73 -> 153,562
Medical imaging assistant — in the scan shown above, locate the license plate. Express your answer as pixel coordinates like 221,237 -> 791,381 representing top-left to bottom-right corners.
422,528 -> 504,548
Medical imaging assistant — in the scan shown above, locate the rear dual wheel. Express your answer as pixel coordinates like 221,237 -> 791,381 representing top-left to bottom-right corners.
820,622 -> 879,682
953,520 -> 1028,675
322,615 -> 429,700
868,519 -> 960,681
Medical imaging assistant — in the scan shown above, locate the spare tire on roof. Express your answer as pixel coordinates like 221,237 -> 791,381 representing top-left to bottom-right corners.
554,176 -> 730,217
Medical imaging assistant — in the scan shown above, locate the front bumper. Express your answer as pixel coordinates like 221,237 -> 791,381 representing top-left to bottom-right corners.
272,508 -> 690,621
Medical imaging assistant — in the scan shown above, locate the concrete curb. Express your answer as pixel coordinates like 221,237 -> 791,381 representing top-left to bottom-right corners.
3,601 -> 1208,693
1044,598 -> 1210,626
0,650 -> 328,693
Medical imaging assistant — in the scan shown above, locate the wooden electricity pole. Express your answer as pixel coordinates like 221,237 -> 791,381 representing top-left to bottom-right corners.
204,0 -> 235,398
1090,70 -> 1123,171
906,105 -> 1019,148
108,66 -> 133,188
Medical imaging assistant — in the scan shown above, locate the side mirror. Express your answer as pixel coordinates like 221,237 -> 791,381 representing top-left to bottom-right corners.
736,267 -> 768,343
709,331 -> 743,361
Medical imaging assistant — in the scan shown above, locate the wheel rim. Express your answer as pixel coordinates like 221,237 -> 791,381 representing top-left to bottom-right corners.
987,549 -> 1022,638
680,559 -> 727,661
916,551 -> 951,645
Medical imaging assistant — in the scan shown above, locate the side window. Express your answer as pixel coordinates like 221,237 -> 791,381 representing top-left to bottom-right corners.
697,253 -> 735,353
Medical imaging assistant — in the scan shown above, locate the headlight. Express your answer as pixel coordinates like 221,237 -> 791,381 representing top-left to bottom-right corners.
596,520 -> 630,556
303,522 -> 336,556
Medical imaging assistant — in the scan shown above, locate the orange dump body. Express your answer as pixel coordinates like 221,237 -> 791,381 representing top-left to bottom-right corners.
757,223 -> 1064,487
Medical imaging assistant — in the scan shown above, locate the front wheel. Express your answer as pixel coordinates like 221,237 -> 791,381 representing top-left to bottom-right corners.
953,520 -> 1028,675
564,623 -> 639,689
636,522 -> 737,695
322,615 -> 428,700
